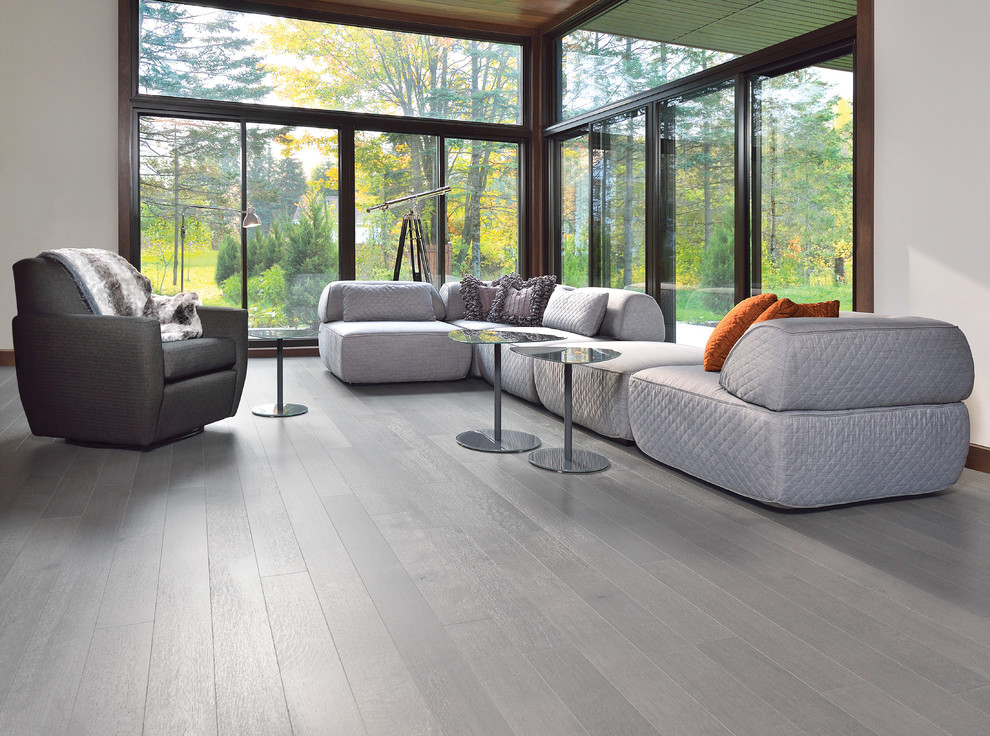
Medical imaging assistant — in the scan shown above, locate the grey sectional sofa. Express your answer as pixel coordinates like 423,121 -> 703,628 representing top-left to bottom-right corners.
317,279 -> 975,508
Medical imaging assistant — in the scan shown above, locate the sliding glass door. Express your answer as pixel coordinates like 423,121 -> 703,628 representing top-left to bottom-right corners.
751,56 -> 854,310
659,84 -> 736,344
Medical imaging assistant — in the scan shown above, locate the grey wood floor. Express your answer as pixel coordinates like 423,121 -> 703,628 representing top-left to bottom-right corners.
1,360 -> 990,736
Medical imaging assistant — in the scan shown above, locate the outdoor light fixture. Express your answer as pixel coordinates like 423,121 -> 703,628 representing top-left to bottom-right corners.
178,204 -> 262,291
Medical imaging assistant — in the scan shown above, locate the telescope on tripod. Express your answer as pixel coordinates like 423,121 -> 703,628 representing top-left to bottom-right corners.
366,186 -> 451,284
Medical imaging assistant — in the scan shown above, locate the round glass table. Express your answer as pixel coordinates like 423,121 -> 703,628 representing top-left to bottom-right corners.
248,327 -> 318,417
511,345 -> 620,473
448,329 -> 562,452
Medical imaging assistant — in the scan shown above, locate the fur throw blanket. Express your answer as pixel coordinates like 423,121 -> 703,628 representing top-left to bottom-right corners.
41,248 -> 203,342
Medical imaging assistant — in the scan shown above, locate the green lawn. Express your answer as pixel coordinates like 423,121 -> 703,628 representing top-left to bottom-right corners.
143,247 -> 232,307
676,283 -> 852,325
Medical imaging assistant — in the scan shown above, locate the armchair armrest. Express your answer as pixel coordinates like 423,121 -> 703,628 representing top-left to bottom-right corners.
13,313 -> 166,446
197,306 -> 248,415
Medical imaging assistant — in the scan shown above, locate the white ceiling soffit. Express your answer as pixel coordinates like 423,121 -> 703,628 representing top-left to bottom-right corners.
581,0 -> 857,69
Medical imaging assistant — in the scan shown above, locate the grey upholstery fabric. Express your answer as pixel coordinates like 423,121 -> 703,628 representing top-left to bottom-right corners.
533,341 -> 703,440
591,288 -> 665,341
12,257 -> 247,447
319,280 -> 446,322
197,306 -> 248,416
162,337 -> 236,382
629,365 -> 971,508
542,288 -> 609,337
340,282 -> 437,322
320,320 -> 471,383
438,282 -> 466,321
720,316 -> 975,411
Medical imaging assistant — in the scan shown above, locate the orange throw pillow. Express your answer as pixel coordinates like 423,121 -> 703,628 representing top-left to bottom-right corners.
703,293 -> 778,371
754,298 -> 840,323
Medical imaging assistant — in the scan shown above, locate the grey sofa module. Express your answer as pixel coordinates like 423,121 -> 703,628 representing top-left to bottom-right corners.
629,316 -> 974,507
440,282 -> 667,403
318,280 -> 472,383
11,256 -> 247,448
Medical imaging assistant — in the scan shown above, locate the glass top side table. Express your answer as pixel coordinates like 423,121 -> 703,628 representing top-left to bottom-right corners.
248,327 -> 318,418
511,345 -> 620,473
449,329 -> 562,452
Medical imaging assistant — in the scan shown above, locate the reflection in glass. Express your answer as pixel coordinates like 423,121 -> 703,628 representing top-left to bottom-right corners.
355,132 -> 438,283
752,58 -> 853,310
592,109 -> 646,292
560,135 -> 590,287
139,0 -> 521,124
138,116 -> 241,306
561,30 -> 735,120
660,85 -> 736,345
244,124 -> 339,329
445,139 -> 519,282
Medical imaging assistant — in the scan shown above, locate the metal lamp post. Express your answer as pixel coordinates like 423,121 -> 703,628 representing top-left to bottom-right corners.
179,204 -> 261,292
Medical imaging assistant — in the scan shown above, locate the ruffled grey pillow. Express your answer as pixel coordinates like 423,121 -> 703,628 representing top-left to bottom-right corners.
489,274 -> 557,327
460,275 -> 500,321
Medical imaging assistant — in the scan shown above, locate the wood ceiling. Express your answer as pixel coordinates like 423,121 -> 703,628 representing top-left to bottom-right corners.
262,0 -> 605,35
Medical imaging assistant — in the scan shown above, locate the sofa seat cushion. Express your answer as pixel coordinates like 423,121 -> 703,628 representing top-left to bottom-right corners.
162,337 -> 236,382
533,341 -> 703,440
629,365 -> 970,508
319,320 -> 472,383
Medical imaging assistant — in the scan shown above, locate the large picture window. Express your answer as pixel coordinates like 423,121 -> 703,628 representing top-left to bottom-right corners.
128,0 -> 527,328
138,0 -> 521,125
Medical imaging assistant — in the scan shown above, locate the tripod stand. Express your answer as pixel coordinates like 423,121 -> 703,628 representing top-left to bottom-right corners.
367,186 -> 450,285
392,209 -> 432,283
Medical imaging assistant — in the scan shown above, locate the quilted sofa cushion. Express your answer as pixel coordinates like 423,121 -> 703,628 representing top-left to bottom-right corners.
533,341 -> 703,440
319,280 -> 445,322
340,282 -> 436,321
629,364 -> 971,508
720,315 -> 974,411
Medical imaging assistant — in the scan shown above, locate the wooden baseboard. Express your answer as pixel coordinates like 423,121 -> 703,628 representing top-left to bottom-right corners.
967,444 -> 990,474
247,346 -> 320,359
0,350 -> 14,367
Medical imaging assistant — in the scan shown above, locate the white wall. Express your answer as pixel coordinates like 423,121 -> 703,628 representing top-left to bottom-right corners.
874,0 -> 990,447
0,0 -> 118,349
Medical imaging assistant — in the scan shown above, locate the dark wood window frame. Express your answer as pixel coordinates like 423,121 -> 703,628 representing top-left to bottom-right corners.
540,6 -> 874,315
117,0 -> 534,291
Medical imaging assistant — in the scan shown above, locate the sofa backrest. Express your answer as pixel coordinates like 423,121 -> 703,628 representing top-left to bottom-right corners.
576,287 -> 665,342
720,315 -> 975,411
318,280 -> 446,322
439,281 -> 665,341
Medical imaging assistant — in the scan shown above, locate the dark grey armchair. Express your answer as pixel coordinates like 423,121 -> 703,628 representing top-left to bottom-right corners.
11,257 -> 248,448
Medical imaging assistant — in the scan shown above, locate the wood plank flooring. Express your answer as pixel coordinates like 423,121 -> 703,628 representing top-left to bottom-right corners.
1,360 -> 989,735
